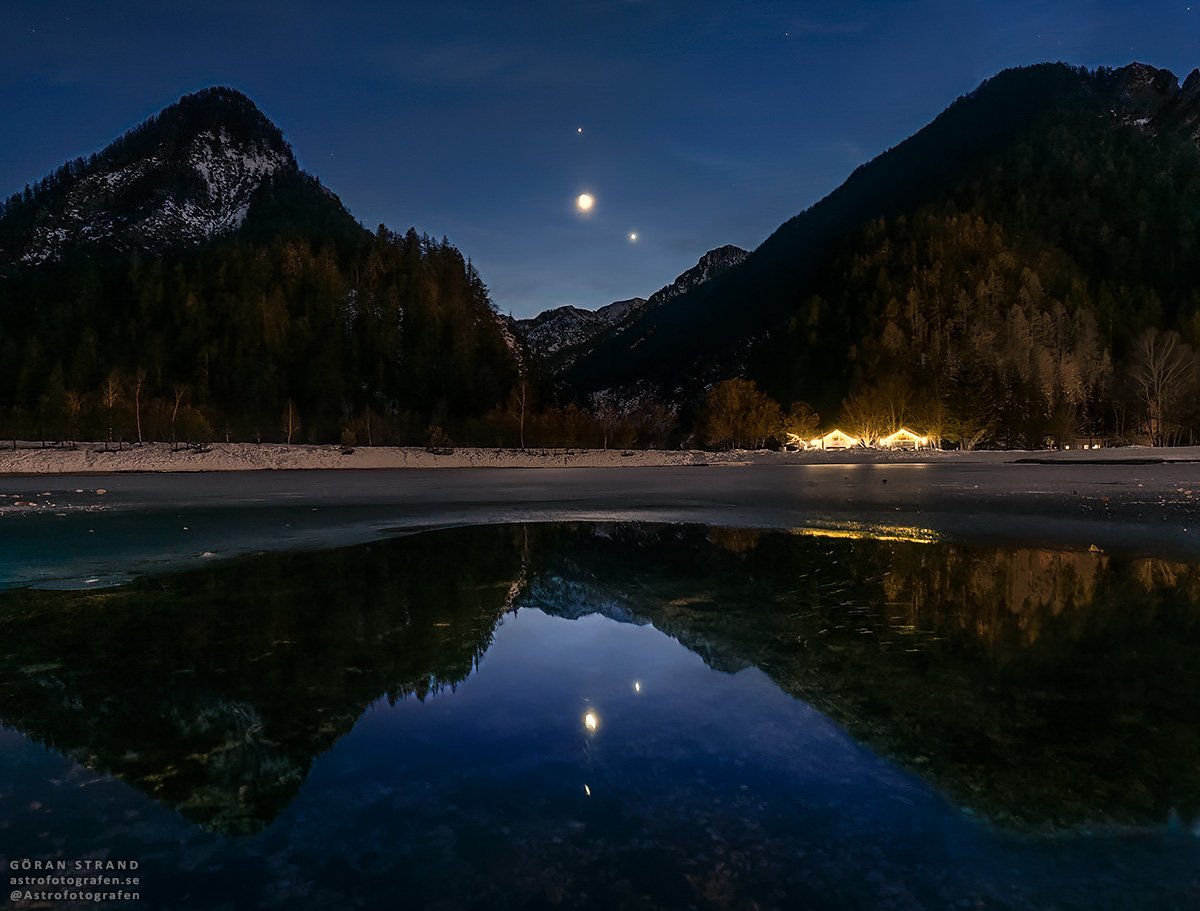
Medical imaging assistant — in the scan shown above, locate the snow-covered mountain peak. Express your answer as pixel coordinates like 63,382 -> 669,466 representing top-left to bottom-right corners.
515,299 -> 648,360
2,87 -> 300,265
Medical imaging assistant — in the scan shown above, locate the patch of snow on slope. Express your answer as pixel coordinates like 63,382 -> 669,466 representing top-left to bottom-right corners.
20,129 -> 290,263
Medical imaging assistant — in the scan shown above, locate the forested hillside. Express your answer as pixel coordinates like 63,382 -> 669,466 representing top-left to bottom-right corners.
0,88 -> 520,445
567,62 -> 1200,447
6,65 -> 1200,451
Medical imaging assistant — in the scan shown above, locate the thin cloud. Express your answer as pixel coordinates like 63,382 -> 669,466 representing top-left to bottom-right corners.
786,15 -> 873,37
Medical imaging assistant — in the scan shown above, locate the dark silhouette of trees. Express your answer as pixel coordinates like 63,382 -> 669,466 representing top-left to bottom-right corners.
0,226 -> 521,444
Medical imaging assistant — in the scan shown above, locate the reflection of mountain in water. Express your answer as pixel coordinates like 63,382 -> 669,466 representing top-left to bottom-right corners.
1,522 -> 1198,834
520,525 -> 1200,829
0,528 -> 526,834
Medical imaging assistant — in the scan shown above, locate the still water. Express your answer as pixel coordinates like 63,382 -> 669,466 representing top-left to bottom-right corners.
0,523 -> 1198,909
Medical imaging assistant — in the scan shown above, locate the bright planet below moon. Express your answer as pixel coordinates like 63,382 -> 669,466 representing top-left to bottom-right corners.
629,232 -> 638,242
576,193 -> 594,212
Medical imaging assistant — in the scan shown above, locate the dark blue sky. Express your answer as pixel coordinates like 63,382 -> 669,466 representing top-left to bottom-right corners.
2,1 -> 1197,317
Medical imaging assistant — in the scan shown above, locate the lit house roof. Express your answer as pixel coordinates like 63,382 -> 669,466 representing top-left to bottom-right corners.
809,429 -> 861,450
879,428 -> 929,448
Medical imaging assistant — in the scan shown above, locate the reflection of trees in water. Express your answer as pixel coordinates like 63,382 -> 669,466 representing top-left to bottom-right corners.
882,547 -> 1108,647
2,522 -> 1199,833
881,544 -> 1200,653
522,525 -> 1200,828
705,526 -> 765,554
0,526 -> 528,834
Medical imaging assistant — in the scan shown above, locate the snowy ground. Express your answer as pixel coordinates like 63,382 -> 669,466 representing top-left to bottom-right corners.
0,440 -> 1197,474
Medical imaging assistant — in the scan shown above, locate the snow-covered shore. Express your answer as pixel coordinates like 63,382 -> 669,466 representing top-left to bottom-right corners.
0,440 -> 1197,475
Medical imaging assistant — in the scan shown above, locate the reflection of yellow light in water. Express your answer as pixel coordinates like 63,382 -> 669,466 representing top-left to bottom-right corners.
633,681 -> 641,693
584,711 -> 599,732
790,523 -> 939,545
584,784 -> 591,796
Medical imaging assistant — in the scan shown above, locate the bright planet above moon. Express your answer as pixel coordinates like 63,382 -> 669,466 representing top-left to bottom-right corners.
576,193 -> 595,212
629,232 -> 638,242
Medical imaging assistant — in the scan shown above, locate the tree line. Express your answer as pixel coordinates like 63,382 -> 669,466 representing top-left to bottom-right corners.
6,64 -> 1200,451
753,208 -> 1200,449
0,224 -> 522,446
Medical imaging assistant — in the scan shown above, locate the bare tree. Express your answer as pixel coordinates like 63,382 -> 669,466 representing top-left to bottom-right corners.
631,403 -> 676,449
101,372 -> 122,450
595,402 -> 623,450
839,381 -> 910,447
509,380 -> 530,450
281,399 -> 302,445
64,391 -> 82,446
782,401 -> 820,446
131,368 -> 146,445
170,385 -> 188,448
1130,328 -> 1198,446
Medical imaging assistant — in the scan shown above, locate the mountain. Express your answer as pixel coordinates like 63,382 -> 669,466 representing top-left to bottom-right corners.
519,523 -> 1200,828
0,87 -> 359,265
11,522 -> 1197,835
563,62 -> 1200,446
0,87 -> 519,444
0,526 -> 527,834
514,297 -> 647,363
513,244 -> 747,371
642,243 -> 749,310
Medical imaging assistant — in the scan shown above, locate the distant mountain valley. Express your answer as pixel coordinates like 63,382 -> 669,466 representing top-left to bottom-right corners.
3,62 -> 1200,449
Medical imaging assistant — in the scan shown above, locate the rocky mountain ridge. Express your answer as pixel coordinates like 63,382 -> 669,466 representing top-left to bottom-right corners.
514,297 -> 648,360
1110,62 -> 1200,138
512,244 -> 748,370
644,243 -> 748,309
0,87 -> 338,266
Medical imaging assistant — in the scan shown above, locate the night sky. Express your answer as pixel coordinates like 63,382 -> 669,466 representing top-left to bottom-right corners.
3,1 -> 1197,317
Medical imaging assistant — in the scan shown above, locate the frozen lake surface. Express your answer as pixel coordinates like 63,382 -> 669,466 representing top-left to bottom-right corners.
1,462 -> 1198,588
